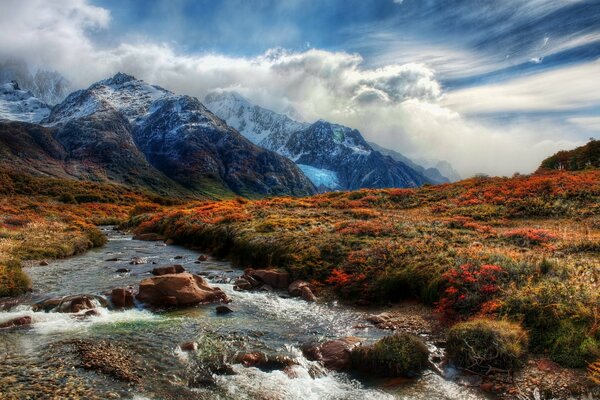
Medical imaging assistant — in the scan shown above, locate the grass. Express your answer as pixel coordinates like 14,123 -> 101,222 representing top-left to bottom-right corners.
446,318 -> 528,371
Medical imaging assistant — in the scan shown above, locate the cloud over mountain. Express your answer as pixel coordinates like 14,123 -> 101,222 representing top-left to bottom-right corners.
0,0 -> 595,177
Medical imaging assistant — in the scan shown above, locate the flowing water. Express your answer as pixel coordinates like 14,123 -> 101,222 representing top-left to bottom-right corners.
0,228 -> 487,399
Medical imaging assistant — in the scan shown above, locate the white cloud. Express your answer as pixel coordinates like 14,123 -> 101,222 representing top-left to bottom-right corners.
442,61 -> 600,114
0,0 -> 592,177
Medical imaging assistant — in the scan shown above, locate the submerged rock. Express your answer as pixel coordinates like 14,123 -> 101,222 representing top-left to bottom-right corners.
115,268 -> 130,273
0,315 -> 32,329
136,273 -> 229,308
216,305 -> 233,315
133,233 -> 165,241
129,257 -> 147,265
66,339 -> 142,383
151,264 -> 185,276
34,294 -> 107,313
180,341 -> 198,352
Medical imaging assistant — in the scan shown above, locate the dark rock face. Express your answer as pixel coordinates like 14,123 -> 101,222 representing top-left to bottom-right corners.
287,121 -> 430,190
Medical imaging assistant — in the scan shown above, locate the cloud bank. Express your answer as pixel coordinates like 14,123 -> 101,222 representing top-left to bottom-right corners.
0,0 -> 593,177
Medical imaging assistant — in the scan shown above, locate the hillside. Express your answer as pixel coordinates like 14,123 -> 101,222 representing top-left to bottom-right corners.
539,139 -> 600,171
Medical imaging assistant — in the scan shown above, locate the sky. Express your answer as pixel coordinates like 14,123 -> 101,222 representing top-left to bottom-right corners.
1,0 -> 599,177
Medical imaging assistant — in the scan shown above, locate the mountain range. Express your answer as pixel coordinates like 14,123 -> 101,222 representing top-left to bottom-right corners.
205,91 -> 454,190
0,70 -> 458,198
0,73 -> 315,198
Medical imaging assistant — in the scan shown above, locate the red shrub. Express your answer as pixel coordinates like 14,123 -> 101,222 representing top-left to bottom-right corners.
436,263 -> 506,320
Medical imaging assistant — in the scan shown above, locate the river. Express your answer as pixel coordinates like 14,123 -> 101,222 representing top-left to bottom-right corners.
0,227 -> 486,399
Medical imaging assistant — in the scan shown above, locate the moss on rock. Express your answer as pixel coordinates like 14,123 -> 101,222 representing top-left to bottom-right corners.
351,333 -> 429,377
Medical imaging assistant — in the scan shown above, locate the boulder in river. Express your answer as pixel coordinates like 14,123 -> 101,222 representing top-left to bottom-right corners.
197,254 -> 208,261
133,233 -> 165,241
180,341 -> 198,352
110,287 -> 135,309
288,280 -> 310,296
56,294 -> 107,313
215,305 -> 233,315
129,257 -> 147,265
303,337 -> 362,371
115,268 -> 130,273
245,268 -> 290,289
300,286 -> 317,302
136,273 -> 229,308
151,265 -> 185,276
39,260 -> 49,266
0,315 -> 32,329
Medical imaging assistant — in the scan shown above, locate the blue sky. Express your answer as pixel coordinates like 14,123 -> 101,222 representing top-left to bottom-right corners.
1,0 -> 599,175
92,0 -> 600,86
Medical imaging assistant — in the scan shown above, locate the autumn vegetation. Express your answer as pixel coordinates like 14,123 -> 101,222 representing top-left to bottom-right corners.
132,170 -> 600,371
1,166 -> 599,379
0,170 -> 172,296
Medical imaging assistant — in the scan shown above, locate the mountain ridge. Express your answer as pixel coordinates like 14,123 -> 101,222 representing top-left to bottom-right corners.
205,91 -> 433,190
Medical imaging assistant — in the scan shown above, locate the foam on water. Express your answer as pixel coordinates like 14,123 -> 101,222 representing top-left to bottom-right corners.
216,363 -> 393,400
0,305 -> 159,335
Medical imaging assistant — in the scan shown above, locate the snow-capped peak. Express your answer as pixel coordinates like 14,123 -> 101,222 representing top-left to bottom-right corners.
205,89 -> 308,149
0,80 -> 51,123
45,72 -> 173,125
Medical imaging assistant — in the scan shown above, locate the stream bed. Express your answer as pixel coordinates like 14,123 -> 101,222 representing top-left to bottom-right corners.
0,227 -> 487,399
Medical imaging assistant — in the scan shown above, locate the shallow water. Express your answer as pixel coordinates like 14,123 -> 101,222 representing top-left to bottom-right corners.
0,227 -> 486,399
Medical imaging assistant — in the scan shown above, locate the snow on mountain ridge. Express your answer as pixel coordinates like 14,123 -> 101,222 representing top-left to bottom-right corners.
44,73 -> 173,126
0,81 -> 51,123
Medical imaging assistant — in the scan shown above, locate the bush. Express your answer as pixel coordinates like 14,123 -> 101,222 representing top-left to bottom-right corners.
446,319 -> 528,372
0,260 -> 31,297
86,227 -> 108,248
351,333 -> 429,377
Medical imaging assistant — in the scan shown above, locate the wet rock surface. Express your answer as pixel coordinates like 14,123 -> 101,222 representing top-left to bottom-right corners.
303,337 -> 362,371
136,272 -> 230,307
152,264 -> 185,275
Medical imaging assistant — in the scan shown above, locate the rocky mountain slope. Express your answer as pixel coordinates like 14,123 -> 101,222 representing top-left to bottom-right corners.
0,73 -> 316,198
205,91 -> 431,191
0,81 -> 51,123
0,59 -> 71,105
368,141 -> 450,184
